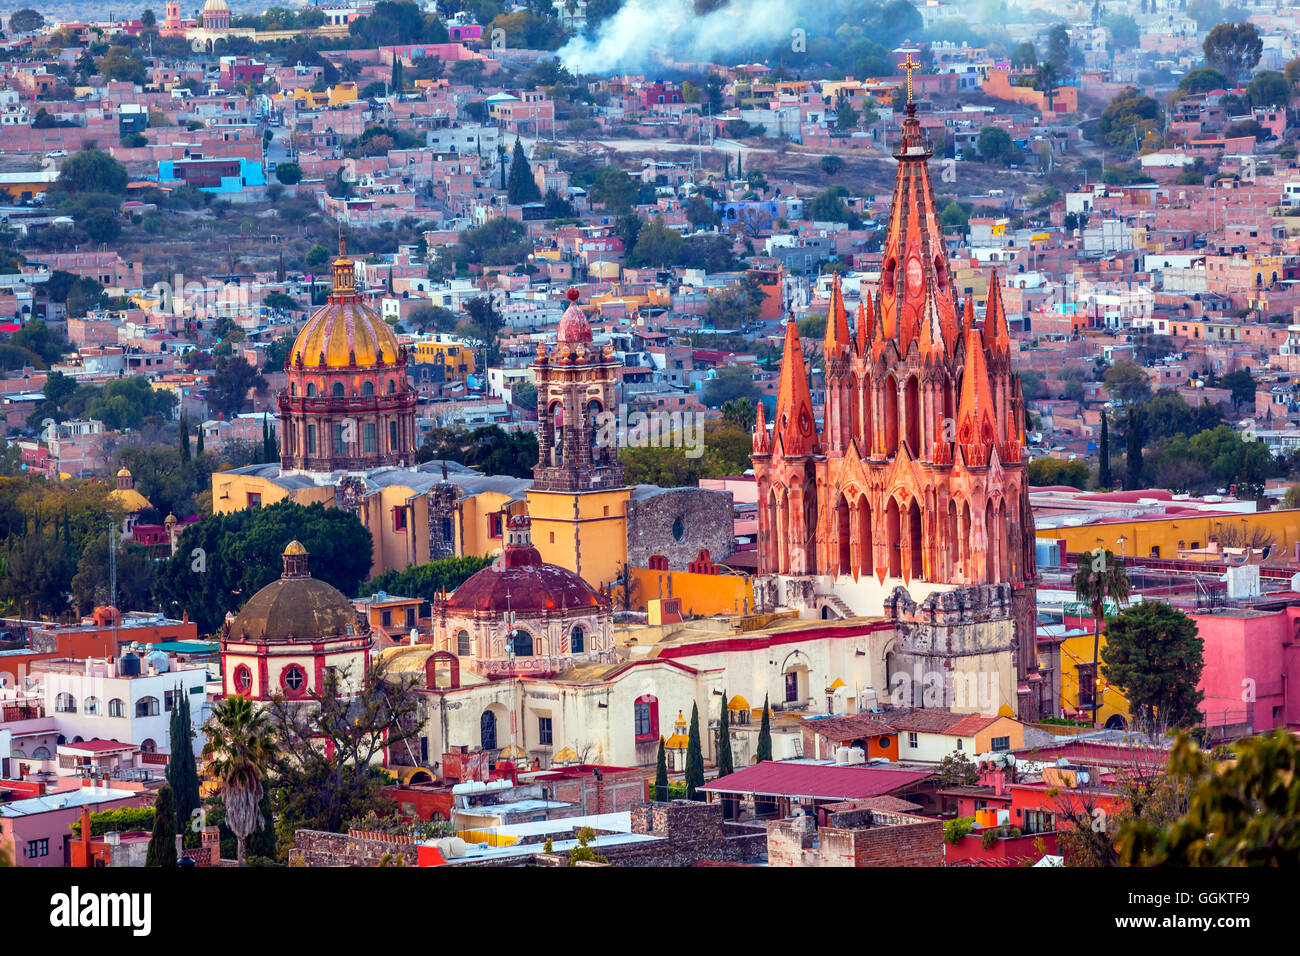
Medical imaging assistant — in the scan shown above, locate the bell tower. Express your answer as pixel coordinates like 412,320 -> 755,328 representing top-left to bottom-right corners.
526,288 -> 631,590
532,289 -> 624,492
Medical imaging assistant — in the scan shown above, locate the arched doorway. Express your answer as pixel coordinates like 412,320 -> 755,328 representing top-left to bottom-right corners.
480,710 -> 497,750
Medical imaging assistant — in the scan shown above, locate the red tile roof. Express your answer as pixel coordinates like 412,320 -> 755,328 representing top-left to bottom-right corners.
879,708 -> 1001,736
701,761 -> 931,800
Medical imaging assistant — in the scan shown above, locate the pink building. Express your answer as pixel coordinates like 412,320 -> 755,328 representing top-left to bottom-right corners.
0,784 -> 151,866
1189,606 -> 1300,737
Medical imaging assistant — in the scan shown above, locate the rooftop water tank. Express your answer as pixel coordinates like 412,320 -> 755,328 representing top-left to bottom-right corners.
119,654 -> 140,677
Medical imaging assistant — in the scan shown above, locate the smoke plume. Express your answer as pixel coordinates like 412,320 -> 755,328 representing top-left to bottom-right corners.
558,0 -> 803,75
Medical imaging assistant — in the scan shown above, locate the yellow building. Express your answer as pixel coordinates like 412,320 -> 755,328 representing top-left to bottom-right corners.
1053,625 -> 1130,729
1038,509 -> 1300,562
412,334 -> 475,383
0,169 -> 59,202
526,486 -> 631,589
631,566 -> 754,618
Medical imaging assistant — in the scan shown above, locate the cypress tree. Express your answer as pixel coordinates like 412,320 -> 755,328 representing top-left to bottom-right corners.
1098,411 -> 1111,489
391,53 -> 403,93
756,693 -> 772,762
736,150 -> 742,179
146,785 -> 178,867
724,154 -> 730,179
195,420 -> 204,457
506,137 -> 540,204
166,686 -> 202,848
684,702 -> 704,801
1125,406 -> 1143,490
717,689 -> 733,778
179,412 -> 190,462
654,735 -> 669,801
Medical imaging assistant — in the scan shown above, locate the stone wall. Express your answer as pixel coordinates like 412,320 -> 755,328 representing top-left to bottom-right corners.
767,808 -> 944,867
289,829 -> 419,867
625,488 -> 734,570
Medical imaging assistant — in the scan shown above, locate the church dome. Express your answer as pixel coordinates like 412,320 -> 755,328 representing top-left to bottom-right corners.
202,0 -> 229,11
289,242 -> 402,370
227,541 -> 362,643
556,288 -> 592,344
444,515 -> 602,614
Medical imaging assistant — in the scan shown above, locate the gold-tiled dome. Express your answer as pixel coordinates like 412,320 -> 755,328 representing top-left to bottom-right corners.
289,243 -> 401,370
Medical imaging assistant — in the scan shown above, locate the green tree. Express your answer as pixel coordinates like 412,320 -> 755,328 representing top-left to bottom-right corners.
153,501 -> 373,634
506,139 -> 541,204
1178,67 -> 1229,94
1203,21 -> 1262,86
305,244 -> 330,268
1103,601 -> 1204,731
628,217 -> 684,267
756,694 -> 772,762
202,695 -> 279,866
654,736 -> 669,801
141,8 -> 157,29
1098,411 -> 1112,489
1125,406 -> 1144,490
1218,368 -> 1255,409
1246,70 -> 1289,108
1104,360 -> 1151,404
1046,23 -> 1071,73
52,148 -> 128,196
145,784 -> 178,867
1072,548 -> 1131,725
1103,13 -> 1140,50
938,751 -> 979,786
8,8 -> 44,32
684,702 -> 704,800
566,826 -> 609,865
207,355 -> 268,419
359,554 -> 493,604
818,155 -> 845,176
275,162 -> 302,185
268,659 -> 421,857
1011,41 -> 1037,69
1117,730 -> 1300,865
168,686 -> 203,848
977,126 -> 1014,165
702,364 -> 761,408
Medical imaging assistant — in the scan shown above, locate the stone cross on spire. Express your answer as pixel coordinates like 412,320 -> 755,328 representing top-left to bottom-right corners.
899,51 -> 921,104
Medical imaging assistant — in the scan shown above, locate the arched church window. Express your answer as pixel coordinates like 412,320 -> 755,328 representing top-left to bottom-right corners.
388,379 -> 397,394
456,630 -> 471,656
672,516 -> 685,541
511,629 -> 533,657
480,710 -> 497,750
306,382 -> 317,398
291,382 -> 297,396
362,381 -> 375,397
570,625 -> 584,654
332,382 -> 345,398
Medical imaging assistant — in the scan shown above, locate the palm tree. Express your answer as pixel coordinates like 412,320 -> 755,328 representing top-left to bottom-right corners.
202,695 -> 278,866
1071,549 -> 1131,726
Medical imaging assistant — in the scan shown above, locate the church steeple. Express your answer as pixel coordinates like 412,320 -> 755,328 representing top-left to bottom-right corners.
878,91 -> 959,357
773,316 -> 818,457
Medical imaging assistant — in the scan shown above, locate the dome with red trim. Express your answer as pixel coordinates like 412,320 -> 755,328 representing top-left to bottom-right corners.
556,288 -> 593,344
444,514 -> 603,614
